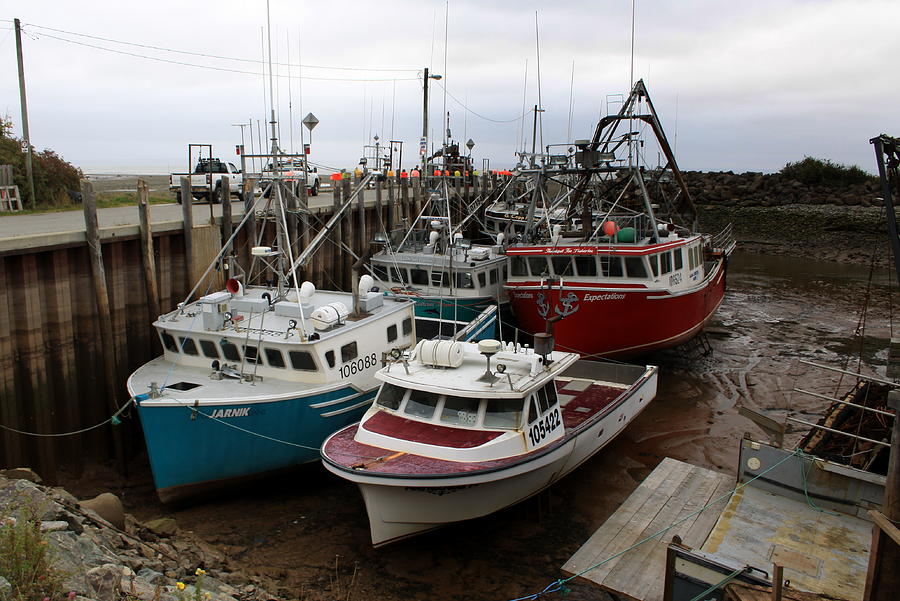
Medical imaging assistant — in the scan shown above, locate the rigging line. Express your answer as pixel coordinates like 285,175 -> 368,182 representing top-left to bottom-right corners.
433,81 -> 530,124
28,31 -> 418,82
0,397 -> 134,438
22,22 -> 418,72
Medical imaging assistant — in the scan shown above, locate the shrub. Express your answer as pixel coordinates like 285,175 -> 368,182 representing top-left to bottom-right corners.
0,501 -> 68,601
0,114 -> 83,208
779,156 -> 875,187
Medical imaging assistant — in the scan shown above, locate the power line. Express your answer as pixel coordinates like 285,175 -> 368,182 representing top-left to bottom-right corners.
30,30 -> 418,83
23,22 -> 418,73
434,80 -> 530,124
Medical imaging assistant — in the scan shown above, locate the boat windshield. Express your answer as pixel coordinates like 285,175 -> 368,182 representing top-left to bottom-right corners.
375,383 -> 405,410
404,388 -> 438,419
483,399 -> 523,430
440,395 -> 480,426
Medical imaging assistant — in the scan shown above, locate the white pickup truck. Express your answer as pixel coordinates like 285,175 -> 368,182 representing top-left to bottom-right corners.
261,158 -> 321,196
169,158 -> 244,204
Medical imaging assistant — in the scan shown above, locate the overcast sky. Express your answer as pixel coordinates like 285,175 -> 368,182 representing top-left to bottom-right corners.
1,0 -> 897,175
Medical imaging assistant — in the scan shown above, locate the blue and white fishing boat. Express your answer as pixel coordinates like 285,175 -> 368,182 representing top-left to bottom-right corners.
369,189 -> 508,341
128,159 -> 416,502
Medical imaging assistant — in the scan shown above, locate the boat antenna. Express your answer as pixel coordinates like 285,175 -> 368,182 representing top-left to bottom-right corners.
567,60 -> 575,145
628,0 -> 636,168
535,11 -> 544,163
286,31 -> 294,154
517,59 -> 528,154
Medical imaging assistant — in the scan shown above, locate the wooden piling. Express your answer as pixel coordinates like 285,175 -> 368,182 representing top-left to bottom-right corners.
137,179 -> 161,321
342,177 -> 353,290
243,177 -> 257,271
386,176 -> 395,233
179,177 -> 195,286
400,175 -> 410,224
357,175 -> 367,256
81,180 -> 125,474
221,175 -> 233,253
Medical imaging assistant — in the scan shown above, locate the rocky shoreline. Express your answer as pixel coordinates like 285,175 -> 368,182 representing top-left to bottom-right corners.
0,471 -> 279,601
685,170 -> 890,267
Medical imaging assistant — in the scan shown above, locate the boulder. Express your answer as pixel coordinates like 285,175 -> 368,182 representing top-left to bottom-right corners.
85,564 -> 122,601
145,517 -> 177,538
0,467 -> 43,482
80,493 -> 125,530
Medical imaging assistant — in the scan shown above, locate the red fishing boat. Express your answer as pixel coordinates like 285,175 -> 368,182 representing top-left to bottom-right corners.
504,80 -> 734,358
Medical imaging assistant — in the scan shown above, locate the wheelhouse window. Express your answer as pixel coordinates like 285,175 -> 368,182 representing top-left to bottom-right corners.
528,257 -> 548,277
599,256 -> 624,277
510,256 -> 528,277
178,337 -> 198,355
325,350 -> 336,368
431,270 -> 449,287
624,257 -> 648,278
376,383 -> 405,410
551,257 -> 573,277
244,345 -> 260,364
289,350 -> 317,371
199,339 -> 219,359
674,248 -> 683,270
456,272 -> 474,289
440,395 -> 480,426
404,388 -> 438,419
387,324 -> 398,343
649,254 -> 659,277
265,348 -> 286,368
477,272 -> 486,287
660,252 -> 672,275
402,317 -> 413,336
574,256 -> 597,277
410,268 -> 428,285
372,265 -> 388,281
489,269 -> 499,285
390,267 -> 406,283
484,399 -> 523,430
220,340 -> 240,361
340,342 -> 358,363
161,332 -> 178,353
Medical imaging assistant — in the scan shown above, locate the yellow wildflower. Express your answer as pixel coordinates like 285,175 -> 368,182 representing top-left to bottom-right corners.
176,582 -> 186,591
195,568 -> 206,576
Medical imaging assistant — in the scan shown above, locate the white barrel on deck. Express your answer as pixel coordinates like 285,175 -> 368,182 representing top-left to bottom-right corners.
416,339 -> 464,368
310,302 -> 349,330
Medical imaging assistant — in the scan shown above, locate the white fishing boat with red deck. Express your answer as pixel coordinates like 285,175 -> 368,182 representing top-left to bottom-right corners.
504,80 -> 735,358
320,336 -> 657,546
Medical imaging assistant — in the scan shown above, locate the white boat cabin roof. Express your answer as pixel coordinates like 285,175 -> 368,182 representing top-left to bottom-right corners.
377,339 -> 578,400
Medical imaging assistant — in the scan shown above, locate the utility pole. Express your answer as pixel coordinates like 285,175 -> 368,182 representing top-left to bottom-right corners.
14,18 -> 36,207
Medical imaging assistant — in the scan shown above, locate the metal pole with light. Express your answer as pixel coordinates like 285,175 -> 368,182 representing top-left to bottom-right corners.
422,68 -> 442,171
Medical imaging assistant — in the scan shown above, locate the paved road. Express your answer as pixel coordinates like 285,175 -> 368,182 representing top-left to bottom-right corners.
0,192 -> 340,252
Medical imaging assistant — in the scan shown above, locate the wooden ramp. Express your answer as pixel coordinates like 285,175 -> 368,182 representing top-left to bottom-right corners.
563,458 -> 733,601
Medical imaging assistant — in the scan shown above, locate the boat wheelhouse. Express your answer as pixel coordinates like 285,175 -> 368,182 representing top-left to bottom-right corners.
321,337 -> 658,546
370,215 -> 507,340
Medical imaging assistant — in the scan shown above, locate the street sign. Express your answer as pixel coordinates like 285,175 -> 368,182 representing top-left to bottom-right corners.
302,113 -> 319,132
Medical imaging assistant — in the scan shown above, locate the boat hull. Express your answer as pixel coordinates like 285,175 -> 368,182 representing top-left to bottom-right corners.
133,386 -> 375,503
506,258 -> 727,358
323,369 -> 657,546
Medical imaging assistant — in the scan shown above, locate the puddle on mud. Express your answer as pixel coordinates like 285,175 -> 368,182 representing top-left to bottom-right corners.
61,251 -> 897,601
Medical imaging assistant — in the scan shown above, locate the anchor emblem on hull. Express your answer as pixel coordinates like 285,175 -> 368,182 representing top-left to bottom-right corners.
556,292 -> 580,318
536,290 -> 580,320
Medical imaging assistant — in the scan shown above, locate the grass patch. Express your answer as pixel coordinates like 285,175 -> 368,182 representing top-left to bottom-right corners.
0,497 -> 69,601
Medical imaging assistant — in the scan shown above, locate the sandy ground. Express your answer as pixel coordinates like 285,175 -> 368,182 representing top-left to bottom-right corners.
56,250 -> 896,601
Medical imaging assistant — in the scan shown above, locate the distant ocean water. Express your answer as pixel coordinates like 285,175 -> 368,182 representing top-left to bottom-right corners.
83,166 -> 172,176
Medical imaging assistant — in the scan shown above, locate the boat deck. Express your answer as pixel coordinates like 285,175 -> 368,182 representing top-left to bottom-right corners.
562,458 -> 733,601
322,377 -> 627,476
